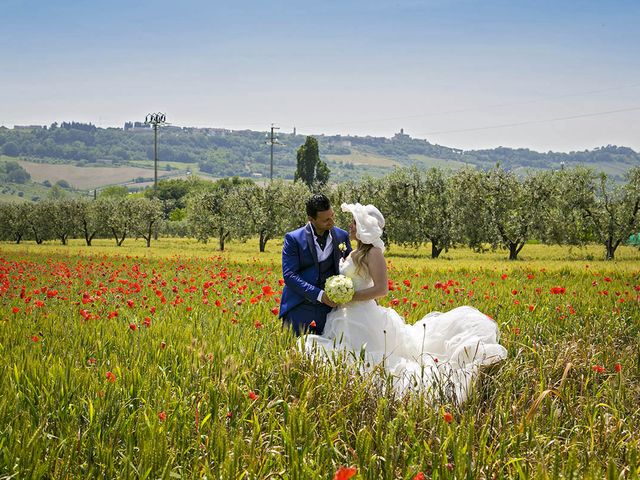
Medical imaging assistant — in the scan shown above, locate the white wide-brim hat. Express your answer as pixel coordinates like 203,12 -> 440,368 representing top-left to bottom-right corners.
341,202 -> 385,252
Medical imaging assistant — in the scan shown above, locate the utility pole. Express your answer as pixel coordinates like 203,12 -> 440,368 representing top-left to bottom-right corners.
144,112 -> 167,192
265,124 -> 283,181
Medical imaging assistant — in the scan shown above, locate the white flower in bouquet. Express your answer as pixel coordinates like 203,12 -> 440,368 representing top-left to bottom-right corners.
325,274 -> 354,304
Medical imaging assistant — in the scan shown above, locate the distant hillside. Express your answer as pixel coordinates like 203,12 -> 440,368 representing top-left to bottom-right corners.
1,122 -> 639,198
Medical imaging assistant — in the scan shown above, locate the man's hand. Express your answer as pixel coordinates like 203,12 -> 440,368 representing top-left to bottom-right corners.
320,292 -> 337,308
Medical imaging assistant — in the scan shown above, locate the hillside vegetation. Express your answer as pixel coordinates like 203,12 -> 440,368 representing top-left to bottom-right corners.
1,122 -> 639,198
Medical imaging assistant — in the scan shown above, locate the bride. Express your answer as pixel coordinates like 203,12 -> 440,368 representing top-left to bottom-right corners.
303,203 -> 507,404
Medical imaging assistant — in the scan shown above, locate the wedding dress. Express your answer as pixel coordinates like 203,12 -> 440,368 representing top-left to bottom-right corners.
303,255 -> 508,403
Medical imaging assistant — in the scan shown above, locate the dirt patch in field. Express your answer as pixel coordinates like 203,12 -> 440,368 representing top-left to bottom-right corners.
18,161 -> 173,189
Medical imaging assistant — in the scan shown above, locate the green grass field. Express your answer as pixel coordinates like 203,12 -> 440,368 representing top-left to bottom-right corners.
0,239 -> 638,478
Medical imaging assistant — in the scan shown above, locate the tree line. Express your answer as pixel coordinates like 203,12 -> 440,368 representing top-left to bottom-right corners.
1,165 -> 638,260
2,122 -> 639,182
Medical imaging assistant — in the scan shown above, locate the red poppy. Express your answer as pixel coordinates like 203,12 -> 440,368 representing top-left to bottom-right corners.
310,320 -> 317,328
129,323 -> 138,331
403,279 -> 411,288
160,341 -> 167,350
262,285 -> 274,296
31,335 -> 39,342
106,371 -> 116,382
158,411 -> 167,422
254,320 -> 263,329
501,274 -> 508,280
248,390 -> 258,401
271,307 -> 279,315
334,466 -> 357,480
592,365 -> 605,374
12,307 -> 20,314
443,411 -> 453,423
614,363 -> 622,373
143,317 -> 151,327
413,473 -> 425,480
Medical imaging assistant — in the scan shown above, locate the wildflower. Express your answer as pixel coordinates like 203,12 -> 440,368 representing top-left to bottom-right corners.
12,307 -> 20,314
254,320 -> 263,329
248,390 -> 258,401
271,307 -> 279,315
592,365 -> 605,374
334,466 -> 357,480
106,371 -> 116,383
511,289 -> 518,295
158,411 -> 167,422
501,274 -> 508,280
309,320 -> 317,328
31,335 -> 39,342
160,341 -> 167,350
413,473 -> 426,480
129,323 -> 138,331
446,462 -> 455,471
143,317 -> 151,328
443,411 -> 453,424
403,279 -> 411,288
262,285 -> 274,296
604,277 -> 612,282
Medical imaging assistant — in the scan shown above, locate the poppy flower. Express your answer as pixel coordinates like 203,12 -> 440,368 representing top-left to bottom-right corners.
334,466 -> 357,480
106,371 -> 116,382
592,365 -> 605,374
443,411 -> 453,423
614,363 -> 622,373
248,390 -> 258,401
129,323 -> 138,331
31,335 -> 39,342
309,320 -> 317,328
413,473 -> 425,480
158,411 -> 167,422
254,320 -> 263,329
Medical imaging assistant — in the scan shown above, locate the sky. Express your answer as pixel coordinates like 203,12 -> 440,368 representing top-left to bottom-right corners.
1,0 -> 639,152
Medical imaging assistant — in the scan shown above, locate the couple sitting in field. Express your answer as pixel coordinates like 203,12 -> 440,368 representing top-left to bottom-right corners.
278,194 -> 506,403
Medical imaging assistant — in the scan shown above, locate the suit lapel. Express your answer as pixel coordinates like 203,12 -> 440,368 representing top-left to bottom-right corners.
331,228 -> 340,272
305,223 -> 319,268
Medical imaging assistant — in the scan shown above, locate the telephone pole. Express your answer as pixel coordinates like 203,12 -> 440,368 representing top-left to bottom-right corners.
144,112 -> 167,192
265,124 -> 283,181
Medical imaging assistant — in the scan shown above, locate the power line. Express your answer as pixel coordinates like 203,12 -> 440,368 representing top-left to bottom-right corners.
297,81 -> 640,130
419,106 -> 640,136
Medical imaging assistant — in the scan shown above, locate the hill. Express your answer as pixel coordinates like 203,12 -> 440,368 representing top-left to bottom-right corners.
1,122 -> 639,200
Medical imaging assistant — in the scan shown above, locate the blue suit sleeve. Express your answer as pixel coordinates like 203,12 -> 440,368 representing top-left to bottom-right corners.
282,232 -> 321,302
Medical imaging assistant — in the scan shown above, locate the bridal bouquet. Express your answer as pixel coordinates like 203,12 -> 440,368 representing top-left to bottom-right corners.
324,274 -> 354,304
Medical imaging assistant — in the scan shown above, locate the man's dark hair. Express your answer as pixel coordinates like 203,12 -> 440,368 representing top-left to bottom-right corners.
306,193 -> 331,218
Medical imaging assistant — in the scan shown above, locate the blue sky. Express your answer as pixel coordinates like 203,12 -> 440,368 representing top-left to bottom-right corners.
2,0 -> 639,152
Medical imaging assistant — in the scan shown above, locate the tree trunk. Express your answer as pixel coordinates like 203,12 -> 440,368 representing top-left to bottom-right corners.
508,242 -> 521,260
32,227 -> 43,244
259,232 -> 268,252
146,223 -> 153,247
218,229 -> 229,251
605,237 -> 618,260
15,234 -> 22,244
431,242 -> 443,259
60,235 -> 67,245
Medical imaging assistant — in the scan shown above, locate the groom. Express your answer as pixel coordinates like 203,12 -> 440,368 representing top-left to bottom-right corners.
279,194 -> 352,336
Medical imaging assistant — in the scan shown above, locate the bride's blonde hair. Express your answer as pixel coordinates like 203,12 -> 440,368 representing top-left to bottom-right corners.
351,241 -> 374,276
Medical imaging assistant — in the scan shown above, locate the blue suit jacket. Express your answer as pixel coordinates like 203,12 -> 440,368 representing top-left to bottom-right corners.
279,223 -> 352,319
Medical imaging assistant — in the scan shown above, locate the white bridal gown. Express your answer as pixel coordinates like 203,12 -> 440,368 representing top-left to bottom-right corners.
303,255 -> 508,403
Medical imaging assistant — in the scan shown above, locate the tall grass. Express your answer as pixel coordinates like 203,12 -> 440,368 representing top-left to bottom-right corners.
0,239 -> 638,478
